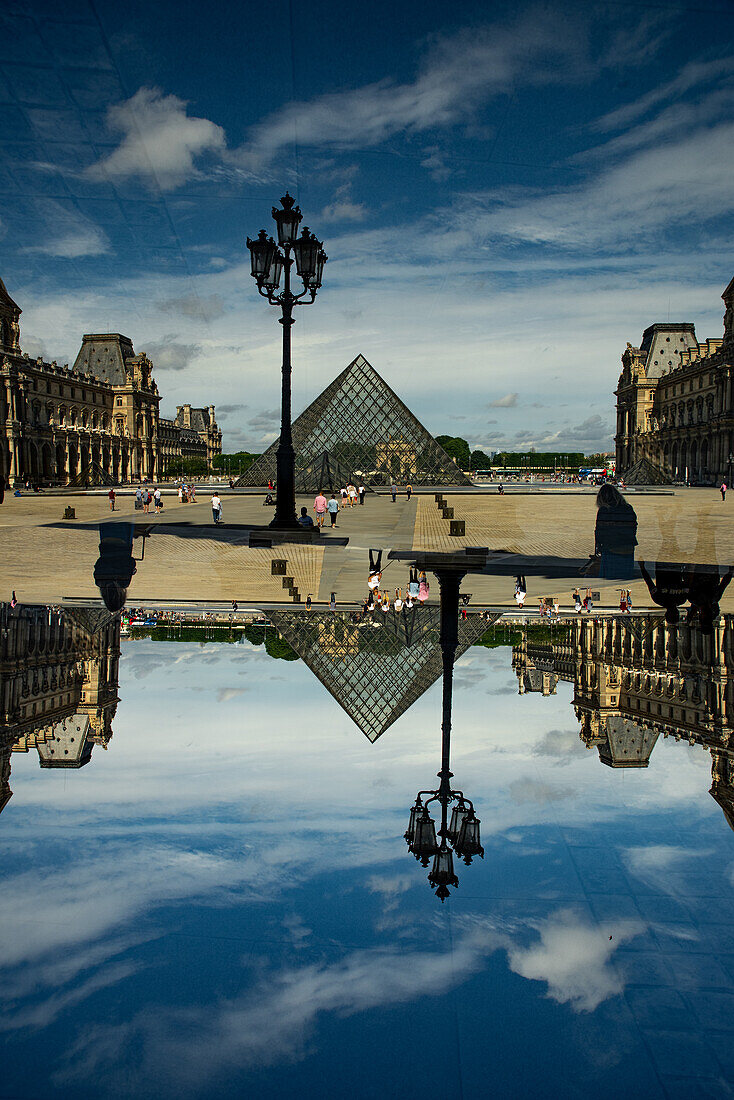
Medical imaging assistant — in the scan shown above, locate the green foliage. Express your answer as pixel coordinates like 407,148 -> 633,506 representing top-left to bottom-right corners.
435,435 -> 471,470
212,451 -> 260,474
165,456 -> 209,477
265,633 -> 299,661
470,449 -> 493,470
244,623 -> 299,661
493,451 -> 584,469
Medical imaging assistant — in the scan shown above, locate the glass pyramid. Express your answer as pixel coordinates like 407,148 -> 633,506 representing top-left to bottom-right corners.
237,354 -> 472,489
267,608 -> 498,741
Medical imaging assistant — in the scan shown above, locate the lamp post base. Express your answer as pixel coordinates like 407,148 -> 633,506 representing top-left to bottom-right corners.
248,525 -> 347,548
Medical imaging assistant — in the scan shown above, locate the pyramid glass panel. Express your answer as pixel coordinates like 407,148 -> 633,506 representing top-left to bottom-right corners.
237,354 -> 471,489
267,608 -> 499,741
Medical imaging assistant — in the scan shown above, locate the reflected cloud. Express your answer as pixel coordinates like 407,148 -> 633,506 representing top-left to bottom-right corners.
507,908 -> 645,1012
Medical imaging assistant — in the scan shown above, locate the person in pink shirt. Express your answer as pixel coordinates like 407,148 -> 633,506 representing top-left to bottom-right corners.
313,491 -> 327,527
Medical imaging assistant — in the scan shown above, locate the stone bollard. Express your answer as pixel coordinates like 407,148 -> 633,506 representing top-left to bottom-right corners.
442,507 -> 454,519
63,506 -> 76,520
450,519 -> 466,537
271,559 -> 287,575
435,494 -> 445,506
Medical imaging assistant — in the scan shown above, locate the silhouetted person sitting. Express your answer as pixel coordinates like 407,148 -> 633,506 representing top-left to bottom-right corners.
639,561 -> 689,624
297,506 -> 314,527
594,484 -> 638,579
686,565 -> 734,634
94,522 -> 137,612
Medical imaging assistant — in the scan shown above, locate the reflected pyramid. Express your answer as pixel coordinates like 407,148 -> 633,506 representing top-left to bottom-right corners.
268,608 -> 497,741
237,354 -> 471,489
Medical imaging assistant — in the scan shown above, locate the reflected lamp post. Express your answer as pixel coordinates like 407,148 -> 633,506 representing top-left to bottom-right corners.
246,194 -> 327,530
404,567 -> 484,901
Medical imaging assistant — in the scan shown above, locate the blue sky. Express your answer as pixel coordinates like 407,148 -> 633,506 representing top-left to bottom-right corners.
1,0 -> 734,454
1,638 -> 733,1096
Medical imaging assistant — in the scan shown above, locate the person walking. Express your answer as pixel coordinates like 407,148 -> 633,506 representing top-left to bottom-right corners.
348,482 -> 357,507
330,591 -> 336,612
314,491 -> 327,527
406,483 -> 412,500
154,487 -> 162,513
515,576 -> 527,608
358,483 -> 365,505
108,488 -> 115,511
391,482 -> 397,502
306,594 -> 312,611
190,483 -> 196,503
135,486 -> 143,511
721,481 -> 727,501
178,484 -> 184,504
10,590 -> 17,608
211,492 -> 222,524
327,494 -> 339,527
394,588 -> 403,612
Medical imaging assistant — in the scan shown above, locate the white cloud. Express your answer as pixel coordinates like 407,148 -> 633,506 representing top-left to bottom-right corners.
87,87 -> 226,190
320,200 -> 367,224
156,293 -> 226,322
509,777 -> 575,804
490,393 -> 518,408
589,56 -> 734,135
140,337 -> 200,372
24,201 -> 109,258
235,12 -> 586,170
507,908 -> 645,1011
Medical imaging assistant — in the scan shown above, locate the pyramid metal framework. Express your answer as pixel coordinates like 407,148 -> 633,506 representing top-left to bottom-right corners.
237,354 -> 472,489
623,456 -> 672,486
268,608 -> 499,741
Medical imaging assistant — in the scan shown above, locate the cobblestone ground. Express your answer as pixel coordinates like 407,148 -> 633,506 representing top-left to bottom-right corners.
1,487 -> 731,609
414,490 -> 734,563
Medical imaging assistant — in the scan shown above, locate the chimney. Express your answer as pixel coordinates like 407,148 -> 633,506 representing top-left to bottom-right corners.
183,403 -> 191,429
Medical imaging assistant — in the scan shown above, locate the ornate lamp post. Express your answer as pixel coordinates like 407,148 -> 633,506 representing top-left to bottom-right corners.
404,567 -> 484,900
246,194 -> 327,530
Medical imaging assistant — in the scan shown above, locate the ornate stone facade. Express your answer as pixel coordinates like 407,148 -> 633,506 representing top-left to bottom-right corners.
513,614 -> 734,827
0,278 -> 221,486
615,276 -> 734,484
0,603 -> 121,813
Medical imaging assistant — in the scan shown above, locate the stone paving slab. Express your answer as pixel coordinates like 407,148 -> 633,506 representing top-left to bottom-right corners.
1,487 -> 732,611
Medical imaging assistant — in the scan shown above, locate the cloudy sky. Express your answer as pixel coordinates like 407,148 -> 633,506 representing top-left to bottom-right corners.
1,0 -> 733,455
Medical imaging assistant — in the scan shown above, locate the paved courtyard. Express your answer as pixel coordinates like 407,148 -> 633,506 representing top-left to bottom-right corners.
1,485 -> 732,611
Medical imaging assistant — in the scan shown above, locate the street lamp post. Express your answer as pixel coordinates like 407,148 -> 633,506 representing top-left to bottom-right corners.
728,452 -> 733,490
404,566 -> 483,900
247,194 -> 327,530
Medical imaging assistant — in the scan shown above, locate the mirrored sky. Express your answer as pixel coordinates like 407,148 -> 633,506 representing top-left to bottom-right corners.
2,635 -> 733,1098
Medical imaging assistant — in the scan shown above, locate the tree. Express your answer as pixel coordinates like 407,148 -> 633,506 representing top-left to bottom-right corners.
436,435 -> 471,470
470,449 -> 493,470
165,456 -> 208,478
212,451 -> 261,475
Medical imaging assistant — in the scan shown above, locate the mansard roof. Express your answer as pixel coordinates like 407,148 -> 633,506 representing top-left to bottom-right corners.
73,333 -> 136,386
174,406 -> 213,433
0,277 -> 20,317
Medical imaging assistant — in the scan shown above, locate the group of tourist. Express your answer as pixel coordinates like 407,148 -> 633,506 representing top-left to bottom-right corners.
132,486 -> 163,513
360,550 -> 430,618
178,482 -> 196,503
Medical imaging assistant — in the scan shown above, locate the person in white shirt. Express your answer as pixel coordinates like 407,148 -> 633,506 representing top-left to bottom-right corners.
211,493 -> 222,523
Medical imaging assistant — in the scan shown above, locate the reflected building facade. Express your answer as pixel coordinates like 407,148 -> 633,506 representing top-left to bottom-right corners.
513,614 -> 734,825
0,604 -> 120,812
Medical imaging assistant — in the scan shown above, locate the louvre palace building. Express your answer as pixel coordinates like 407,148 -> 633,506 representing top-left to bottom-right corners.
615,275 -> 734,484
0,277 -> 221,487
513,613 -> 734,829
